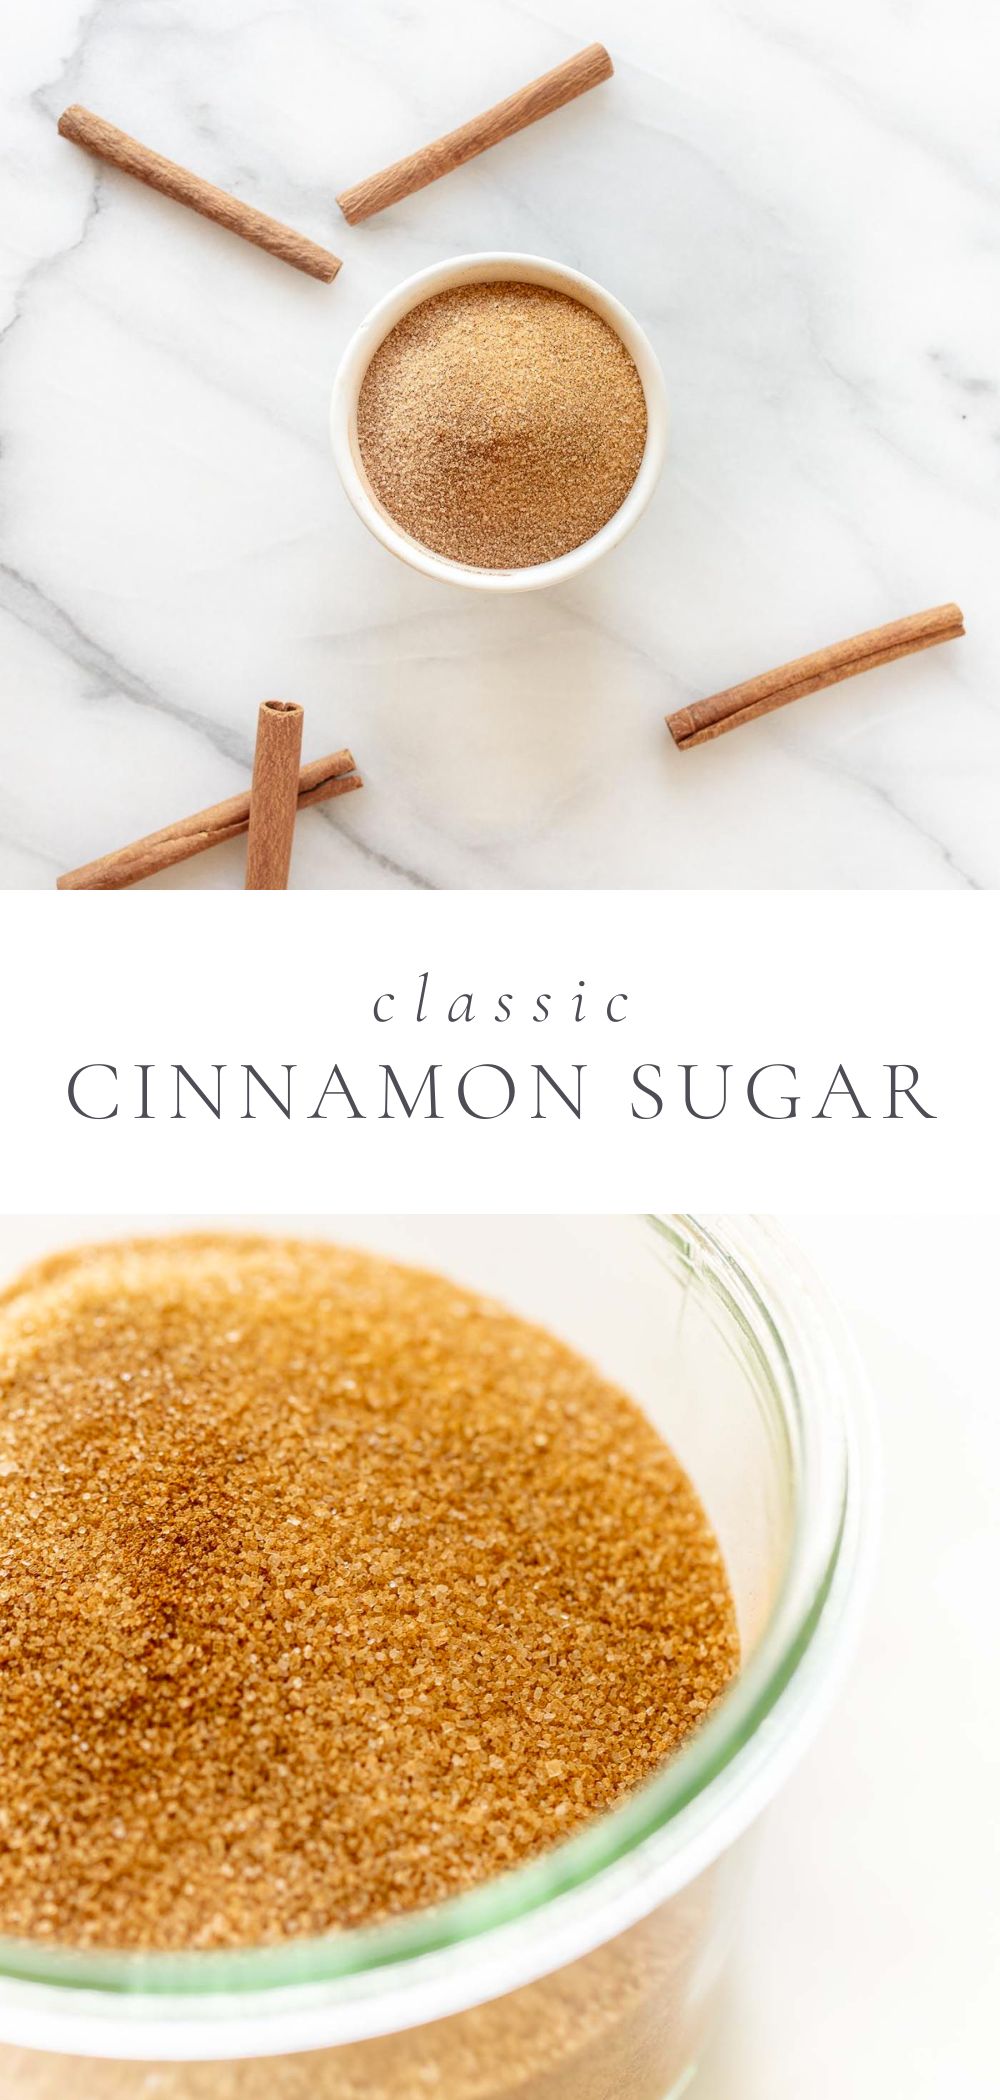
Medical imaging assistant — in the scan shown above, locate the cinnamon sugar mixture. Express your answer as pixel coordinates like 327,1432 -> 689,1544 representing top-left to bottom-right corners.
356,281 -> 647,568
0,1236 -> 737,1952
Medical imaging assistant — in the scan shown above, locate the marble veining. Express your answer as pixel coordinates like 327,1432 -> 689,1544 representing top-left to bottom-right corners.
0,0 -> 997,888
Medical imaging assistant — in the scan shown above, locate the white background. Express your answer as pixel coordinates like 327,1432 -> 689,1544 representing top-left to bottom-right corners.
1,0 -> 997,889
4,890 -> 996,1214
0,1214 -> 995,2094
699,1216 -> 1000,2100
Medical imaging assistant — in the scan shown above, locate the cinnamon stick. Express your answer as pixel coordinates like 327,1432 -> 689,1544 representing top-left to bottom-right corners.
57,750 -> 361,891
58,105 -> 342,282
336,43 -> 613,225
667,603 -> 965,750
245,700 -> 304,891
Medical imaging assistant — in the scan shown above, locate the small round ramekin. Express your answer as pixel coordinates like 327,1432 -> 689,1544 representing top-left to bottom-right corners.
329,252 -> 668,593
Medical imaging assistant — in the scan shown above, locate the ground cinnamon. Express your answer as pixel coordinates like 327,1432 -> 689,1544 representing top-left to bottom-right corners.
357,280 -> 646,568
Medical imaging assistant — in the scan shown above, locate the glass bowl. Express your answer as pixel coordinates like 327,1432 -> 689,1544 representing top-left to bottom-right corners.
0,1215 -> 871,2097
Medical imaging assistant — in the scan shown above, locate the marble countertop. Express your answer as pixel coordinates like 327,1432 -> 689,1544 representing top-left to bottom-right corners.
1,0 -> 997,890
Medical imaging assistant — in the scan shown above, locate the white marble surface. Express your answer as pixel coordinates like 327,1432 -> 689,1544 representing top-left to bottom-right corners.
0,0 -> 997,889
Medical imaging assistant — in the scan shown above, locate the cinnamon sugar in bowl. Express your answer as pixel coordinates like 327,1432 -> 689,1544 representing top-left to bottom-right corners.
331,254 -> 668,591
0,1231 -> 736,1954
0,1217 -> 868,2100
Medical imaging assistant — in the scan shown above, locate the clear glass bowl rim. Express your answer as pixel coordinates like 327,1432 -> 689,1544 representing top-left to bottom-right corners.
0,1215 -> 869,2023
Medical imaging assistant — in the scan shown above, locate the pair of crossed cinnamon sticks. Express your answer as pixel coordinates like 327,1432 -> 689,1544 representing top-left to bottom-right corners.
57,44 -> 613,280
57,707 -> 362,891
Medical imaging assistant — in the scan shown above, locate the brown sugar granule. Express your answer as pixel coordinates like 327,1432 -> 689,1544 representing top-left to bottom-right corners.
0,1235 -> 737,1953
356,281 -> 648,569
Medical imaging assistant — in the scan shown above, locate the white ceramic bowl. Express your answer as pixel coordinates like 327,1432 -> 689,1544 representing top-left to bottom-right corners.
330,252 -> 668,593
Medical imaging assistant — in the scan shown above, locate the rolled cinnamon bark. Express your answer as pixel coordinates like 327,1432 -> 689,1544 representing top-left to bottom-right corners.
667,604 -> 965,749
336,44 -> 613,224
57,750 -> 361,890
245,701 -> 305,890
58,105 -> 342,281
